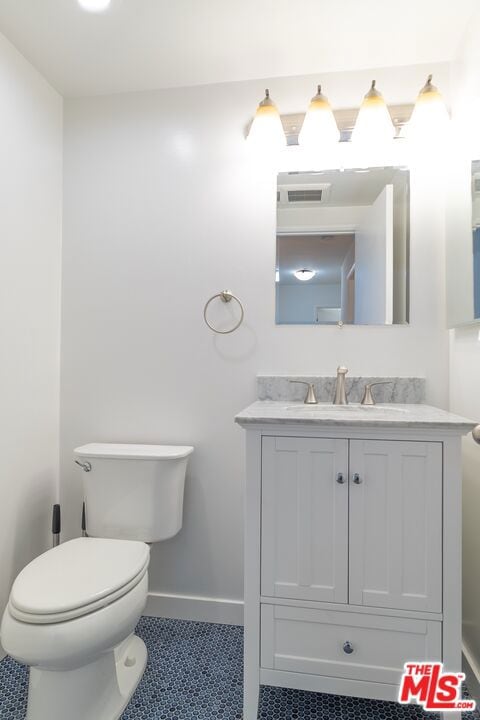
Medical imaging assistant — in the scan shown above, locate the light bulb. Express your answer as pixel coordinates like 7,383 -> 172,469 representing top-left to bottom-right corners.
294,269 -> 316,281
298,85 -> 340,150
246,89 -> 286,152
78,0 -> 111,13
406,75 -> 450,144
351,80 -> 395,147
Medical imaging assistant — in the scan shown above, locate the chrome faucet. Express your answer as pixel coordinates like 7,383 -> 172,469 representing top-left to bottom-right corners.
333,366 -> 348,405
289,380 -> 318,404
361,381 -> 392,405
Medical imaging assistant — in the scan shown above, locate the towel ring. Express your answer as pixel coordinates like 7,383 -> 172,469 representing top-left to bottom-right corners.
203,290 -> 244,334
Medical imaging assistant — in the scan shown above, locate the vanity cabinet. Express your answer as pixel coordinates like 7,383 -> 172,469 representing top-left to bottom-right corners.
261,437 -> 443,612
236,404 -> 474,720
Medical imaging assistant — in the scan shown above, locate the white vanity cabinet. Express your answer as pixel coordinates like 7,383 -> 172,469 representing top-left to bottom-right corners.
262,436 -> 443,612
236,403 -> 475,720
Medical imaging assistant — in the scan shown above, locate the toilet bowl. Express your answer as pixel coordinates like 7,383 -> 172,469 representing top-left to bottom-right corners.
1,442 -> 193,720
1,538 -> 150,720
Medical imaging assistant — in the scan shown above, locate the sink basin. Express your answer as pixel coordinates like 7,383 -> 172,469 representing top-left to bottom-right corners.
284,403 -> 408,414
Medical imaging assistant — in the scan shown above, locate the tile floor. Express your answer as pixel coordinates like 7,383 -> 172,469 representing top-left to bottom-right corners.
0,616 -> 477,720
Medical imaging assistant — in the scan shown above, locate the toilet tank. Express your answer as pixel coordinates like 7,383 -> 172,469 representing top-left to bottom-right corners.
74,443 -> 194,542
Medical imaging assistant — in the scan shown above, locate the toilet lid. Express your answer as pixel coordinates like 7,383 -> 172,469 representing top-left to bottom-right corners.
9,537 -> 150,620
75,443 -> 194,460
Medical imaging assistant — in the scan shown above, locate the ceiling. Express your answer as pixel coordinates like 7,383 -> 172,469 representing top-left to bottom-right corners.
0,0 -> 475,97
278,168 -> 408,207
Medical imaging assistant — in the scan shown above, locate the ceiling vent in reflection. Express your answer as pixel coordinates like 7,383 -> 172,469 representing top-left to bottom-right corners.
277,183 -> 331,206
288,189 -> 323,202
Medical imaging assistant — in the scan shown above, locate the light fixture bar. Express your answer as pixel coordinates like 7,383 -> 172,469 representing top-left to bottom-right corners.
246,103 -> 413,144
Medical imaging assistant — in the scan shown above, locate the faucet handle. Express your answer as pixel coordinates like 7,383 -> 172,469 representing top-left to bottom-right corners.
361,381 -> 393,406
289,380 -> 318,405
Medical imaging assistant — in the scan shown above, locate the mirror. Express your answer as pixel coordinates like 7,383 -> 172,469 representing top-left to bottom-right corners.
474,161 -> 480,320
447,159 -> 480,327
276,167 -> 410,325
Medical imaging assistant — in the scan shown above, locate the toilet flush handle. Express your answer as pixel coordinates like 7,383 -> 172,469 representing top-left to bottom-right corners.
75,460 -> 92,472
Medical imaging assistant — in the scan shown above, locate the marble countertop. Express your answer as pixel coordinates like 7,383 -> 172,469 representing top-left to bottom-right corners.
235,401 -> 477,431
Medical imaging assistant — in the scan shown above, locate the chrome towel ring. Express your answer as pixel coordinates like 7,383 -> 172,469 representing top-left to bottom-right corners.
203,290 -> 244,334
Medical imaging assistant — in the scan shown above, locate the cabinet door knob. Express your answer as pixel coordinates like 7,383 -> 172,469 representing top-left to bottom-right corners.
336,473 -> 345,484
353,473 -> 362,484
343,641 -> 354,654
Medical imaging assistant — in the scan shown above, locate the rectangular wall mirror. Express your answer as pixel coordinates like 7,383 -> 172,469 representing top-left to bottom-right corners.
447,159 -> 480,327
474,161 -> 480,320
276,167 -> 410,325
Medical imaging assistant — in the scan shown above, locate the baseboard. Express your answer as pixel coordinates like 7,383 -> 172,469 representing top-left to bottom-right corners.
144,592 -> 244,626
463,642 -> 480,704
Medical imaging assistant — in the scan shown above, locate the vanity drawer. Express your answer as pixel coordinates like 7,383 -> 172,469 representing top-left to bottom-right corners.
260,604 -> 441,685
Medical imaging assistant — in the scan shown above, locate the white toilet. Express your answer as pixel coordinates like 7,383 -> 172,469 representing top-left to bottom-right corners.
1,442 -> 193,720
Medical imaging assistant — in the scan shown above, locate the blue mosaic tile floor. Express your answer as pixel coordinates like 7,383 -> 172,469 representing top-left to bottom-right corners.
0,616 -> 478,720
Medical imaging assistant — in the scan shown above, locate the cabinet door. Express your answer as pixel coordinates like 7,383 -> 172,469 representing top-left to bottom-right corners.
261,436 -> 348,603
349,440 -> 442,613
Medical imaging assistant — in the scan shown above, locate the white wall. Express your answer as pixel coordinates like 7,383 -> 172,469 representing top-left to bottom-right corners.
61,62 -> 450,618
355,185 -> 393,324
0,32 -> 62,646
448,6 -> 480,695
277,205 -> 367,232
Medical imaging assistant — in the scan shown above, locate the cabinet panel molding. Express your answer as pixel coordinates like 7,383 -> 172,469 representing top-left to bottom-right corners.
349,440 -> 443,613
261,436 -> 348,603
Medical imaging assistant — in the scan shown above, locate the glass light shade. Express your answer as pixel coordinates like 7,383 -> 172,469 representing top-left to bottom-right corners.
246,89 -> 286,151
294,269 -> 316,281
406,75 -> 450,143
351,80 -> 395,146
298,85 -> 340,149
78,0 -> 111,11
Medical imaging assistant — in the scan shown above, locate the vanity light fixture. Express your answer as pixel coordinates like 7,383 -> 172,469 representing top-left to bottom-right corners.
351,80 -> 395,146
298,85 -> 340,150
246,76 -> 445,148
294,269 -> 316,281
246,89 -> 286,151
406,74 -> 450,141
77,0 -> 111,12
275,270 -> 280,283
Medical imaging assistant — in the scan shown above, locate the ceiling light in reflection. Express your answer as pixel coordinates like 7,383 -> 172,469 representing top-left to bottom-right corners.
78,0 -> 111,12
294,269 -> 316,281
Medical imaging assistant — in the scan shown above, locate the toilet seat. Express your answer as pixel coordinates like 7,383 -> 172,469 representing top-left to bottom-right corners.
8,537 -> 150,625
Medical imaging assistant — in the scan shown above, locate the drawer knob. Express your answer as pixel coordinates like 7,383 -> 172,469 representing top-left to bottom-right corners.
353,473 -> 362,484
336,473 -> 345,484
343,641 -> 354,654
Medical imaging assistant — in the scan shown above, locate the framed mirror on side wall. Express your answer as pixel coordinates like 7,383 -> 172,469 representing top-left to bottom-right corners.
275,167 -> 410,326
447,159 -> 480,328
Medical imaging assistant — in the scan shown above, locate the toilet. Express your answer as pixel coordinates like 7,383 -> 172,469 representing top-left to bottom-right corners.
1,443 -> 194,720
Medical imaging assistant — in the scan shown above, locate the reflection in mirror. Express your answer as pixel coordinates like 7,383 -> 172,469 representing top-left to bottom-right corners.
472,160 -> 480,320
446,160 -> 480,328
276,168 -> 410,325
